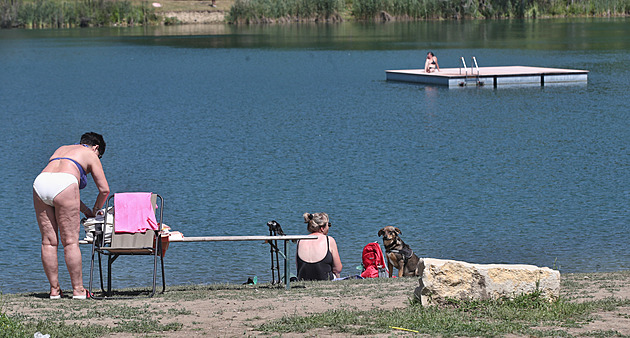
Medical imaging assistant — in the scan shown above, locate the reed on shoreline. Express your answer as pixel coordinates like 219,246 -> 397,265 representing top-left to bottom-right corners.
227,0 -> 345,23
2,0 -> 628,28
224,0 -> 629,22
351,0 -> 630,20
0,0 -> 159,28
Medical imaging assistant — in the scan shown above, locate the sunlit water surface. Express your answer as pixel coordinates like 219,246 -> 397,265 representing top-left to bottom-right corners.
0,18 -> 629,293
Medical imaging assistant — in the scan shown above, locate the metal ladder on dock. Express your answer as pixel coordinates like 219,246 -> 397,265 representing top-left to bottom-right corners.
459,57 -> 484,86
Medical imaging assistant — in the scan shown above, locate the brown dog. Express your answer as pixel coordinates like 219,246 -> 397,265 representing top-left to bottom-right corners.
378,226 -> 420,277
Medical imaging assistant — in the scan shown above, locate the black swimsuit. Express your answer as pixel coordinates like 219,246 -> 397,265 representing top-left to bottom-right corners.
296,236 -> 334,281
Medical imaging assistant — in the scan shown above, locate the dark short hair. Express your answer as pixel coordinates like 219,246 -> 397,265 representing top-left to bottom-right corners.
80,132 -> 106,157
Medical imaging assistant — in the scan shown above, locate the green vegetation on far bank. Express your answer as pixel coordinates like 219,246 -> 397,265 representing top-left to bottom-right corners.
228,0 -> 346,23
352,0 -> 630,20
2,0 -> 629,29
227,0 -> 630,22
0,0 -> 159,28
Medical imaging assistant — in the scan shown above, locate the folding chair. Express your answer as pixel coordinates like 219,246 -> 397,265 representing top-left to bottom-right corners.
88,192 -> 165,298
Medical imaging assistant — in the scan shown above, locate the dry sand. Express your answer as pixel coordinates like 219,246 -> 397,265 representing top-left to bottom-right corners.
4,271 -> 630,337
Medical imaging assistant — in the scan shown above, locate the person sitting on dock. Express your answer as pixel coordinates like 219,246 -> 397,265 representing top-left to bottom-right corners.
424,52 -> 440,73
296,212 -> 342,281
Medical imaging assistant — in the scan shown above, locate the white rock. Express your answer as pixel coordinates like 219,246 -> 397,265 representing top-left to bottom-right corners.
414,258 -> 560,306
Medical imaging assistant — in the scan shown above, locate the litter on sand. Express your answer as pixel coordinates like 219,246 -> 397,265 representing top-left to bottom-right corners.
390,326 -> 419,333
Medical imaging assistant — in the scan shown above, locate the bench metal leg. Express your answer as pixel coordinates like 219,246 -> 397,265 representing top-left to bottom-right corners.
284,240 -> 290,290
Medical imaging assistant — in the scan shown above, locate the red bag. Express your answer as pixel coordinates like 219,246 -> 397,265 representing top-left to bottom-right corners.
360,242 -> 388,278
361,265 -> 379,278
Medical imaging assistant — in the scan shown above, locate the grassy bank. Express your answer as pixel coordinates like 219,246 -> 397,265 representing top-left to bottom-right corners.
260,288 -> 630,336
2,271 -> 630,337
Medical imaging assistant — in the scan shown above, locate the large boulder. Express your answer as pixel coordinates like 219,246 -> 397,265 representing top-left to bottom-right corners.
414,258 -> 560,306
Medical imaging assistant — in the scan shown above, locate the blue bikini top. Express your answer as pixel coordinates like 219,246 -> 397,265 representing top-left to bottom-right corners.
49,156 -> 88,189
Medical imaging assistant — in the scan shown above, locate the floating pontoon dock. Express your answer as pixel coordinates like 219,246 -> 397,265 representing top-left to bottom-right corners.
386,66 -> 588,87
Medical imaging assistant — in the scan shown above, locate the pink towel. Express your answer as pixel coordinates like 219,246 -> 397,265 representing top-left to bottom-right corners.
114,192 -> 158,233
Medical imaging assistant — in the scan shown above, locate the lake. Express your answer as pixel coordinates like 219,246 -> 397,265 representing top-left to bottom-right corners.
0,18 -> 629,294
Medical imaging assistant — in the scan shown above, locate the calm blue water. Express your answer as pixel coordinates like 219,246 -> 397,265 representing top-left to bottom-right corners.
1,18 -> 629,294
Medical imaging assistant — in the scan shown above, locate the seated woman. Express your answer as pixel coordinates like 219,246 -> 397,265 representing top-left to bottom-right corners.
424,52 -> 440,73
296,212 -> 342,281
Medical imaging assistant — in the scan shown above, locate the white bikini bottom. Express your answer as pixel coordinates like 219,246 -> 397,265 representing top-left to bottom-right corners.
33,172 -> 78,206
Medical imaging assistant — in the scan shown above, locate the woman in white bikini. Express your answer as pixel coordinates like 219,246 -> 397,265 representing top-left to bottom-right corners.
33,132 -> 110,299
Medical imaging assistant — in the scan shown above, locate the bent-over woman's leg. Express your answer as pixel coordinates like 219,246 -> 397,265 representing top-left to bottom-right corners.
34,190 -> 61,296
53,184 -> 86,297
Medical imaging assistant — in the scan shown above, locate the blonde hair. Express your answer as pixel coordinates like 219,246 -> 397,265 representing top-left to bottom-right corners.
303,212 -> 329,233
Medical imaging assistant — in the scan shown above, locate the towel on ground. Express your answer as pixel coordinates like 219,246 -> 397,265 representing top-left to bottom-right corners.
114,192 -> 158,233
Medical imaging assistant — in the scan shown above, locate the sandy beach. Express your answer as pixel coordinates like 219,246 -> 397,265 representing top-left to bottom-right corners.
160,11 -> 226,24
3,271 -> 630,337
